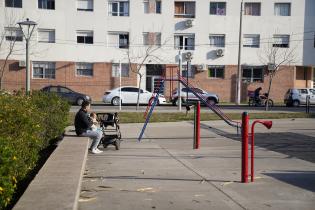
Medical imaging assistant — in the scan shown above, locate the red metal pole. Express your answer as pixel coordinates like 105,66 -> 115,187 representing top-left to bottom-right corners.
241,112 -> 249,183
195,101 -> 200,149
251,122 -> 256,182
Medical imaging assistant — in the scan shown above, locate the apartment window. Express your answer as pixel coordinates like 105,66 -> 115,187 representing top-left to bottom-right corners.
108,32 -> 129,48
143,32 -> 161,46
5,0 -> 22,8
76,63 -> 93,77
77,31 -> 93,44
38,29 -> 55,43
243,34 -> 260,48
38,0 -> 55,10
174,34 -> 195,50
242,66 -> 263,82
182,64 -> 194,78
209,34 -> 225,47
273,35 -> 290,48
208,66 -> 224,79
210,2 -> 226,15
112,63 -> 129,77
274,3 -> 291,16
174,1 -> 195,18
5,27 -> 23,42
144,0 -> 161,14
109,0 -> 129,16
244,3 -> 261,16
77,0 -> 93,11
33,62 -> 56,79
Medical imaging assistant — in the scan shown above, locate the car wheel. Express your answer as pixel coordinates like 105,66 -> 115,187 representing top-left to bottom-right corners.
76,98 -> 84,106
115,140 -> 120,150
207,98 -> 216,105
175,98 -> 184,106
111,97 -> 121,106
292,100 -> 300,107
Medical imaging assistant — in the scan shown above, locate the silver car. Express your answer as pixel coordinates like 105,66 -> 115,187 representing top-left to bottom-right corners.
284,88 -> 315,107
103,86 -> 167,106
171,87 -> 219,106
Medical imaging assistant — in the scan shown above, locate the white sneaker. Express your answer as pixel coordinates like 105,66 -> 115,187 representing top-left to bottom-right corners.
91,148 -> 103,154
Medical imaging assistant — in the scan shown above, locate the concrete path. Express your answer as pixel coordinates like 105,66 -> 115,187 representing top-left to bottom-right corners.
79,119 -> 315,210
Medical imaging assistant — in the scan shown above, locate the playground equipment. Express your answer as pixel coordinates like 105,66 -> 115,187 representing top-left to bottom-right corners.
138,71 -> 241,142
241,112 -> 273,183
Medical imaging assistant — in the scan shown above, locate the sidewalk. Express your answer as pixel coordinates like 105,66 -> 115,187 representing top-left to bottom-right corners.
79,119 -> 315,210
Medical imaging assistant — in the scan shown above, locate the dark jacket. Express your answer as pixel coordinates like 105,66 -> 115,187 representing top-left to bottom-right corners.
74,108 -> 92,135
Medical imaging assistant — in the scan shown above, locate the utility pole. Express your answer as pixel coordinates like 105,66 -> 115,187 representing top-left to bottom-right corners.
178,50 -> 182,111
236,0 -> 244,105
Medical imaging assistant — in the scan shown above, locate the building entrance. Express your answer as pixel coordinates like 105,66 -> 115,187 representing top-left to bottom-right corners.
145,64 -> 165,93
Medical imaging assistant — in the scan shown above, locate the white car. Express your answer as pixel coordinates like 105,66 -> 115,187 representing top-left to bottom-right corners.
103,86 -> 167,106
284,88 -> 315,107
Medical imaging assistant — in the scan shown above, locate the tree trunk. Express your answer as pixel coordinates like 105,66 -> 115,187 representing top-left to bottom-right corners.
136,74 -> 142,110
265,73 -> 274,111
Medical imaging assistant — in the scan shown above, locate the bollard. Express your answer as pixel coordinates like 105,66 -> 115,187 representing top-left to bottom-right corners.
241,112 -> 249,183
193,101 -> 200,149
306,95 -> 310,114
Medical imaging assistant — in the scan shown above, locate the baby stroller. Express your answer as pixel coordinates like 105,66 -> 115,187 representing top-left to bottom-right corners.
96,112 -> 122,150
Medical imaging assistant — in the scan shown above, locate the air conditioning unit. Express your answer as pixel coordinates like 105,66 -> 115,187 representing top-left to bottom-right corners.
19,60 -> 26,67
183,51 -> 193,61
185,19 -> 194,27
216,48 -> 224,57
196,64 -> 206,71
267,63 -> 276,71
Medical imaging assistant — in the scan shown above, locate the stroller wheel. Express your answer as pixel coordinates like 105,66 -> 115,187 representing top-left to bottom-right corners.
103,143 -> 108,148
115,140 -> 120,150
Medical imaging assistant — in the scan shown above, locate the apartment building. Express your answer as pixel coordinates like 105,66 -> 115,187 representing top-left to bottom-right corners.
0,0 -> 314,102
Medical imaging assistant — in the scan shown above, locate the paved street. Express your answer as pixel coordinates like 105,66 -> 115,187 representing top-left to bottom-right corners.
79,119 -> 315,210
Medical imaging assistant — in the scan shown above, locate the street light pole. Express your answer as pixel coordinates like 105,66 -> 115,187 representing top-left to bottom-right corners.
236,0 -> 244,105
18,18 -> 37,93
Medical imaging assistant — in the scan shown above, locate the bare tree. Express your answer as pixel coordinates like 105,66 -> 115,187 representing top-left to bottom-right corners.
126,33 -> 169,110
258,36 -> 298,110
0,12 -> 21,90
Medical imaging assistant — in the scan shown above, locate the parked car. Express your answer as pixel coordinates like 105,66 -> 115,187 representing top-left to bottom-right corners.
284,88 -> 315,107
103,86 -> 167,106
171,87 -> 219,106
41,85 -> 92,105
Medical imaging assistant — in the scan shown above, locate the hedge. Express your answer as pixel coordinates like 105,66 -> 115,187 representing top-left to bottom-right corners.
0,91 -> 70,209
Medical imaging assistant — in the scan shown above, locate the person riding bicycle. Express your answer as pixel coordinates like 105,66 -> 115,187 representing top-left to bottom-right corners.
254,87 -> 262,105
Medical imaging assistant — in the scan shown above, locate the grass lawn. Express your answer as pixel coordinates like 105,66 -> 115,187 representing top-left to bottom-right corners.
68,112 -> 315,124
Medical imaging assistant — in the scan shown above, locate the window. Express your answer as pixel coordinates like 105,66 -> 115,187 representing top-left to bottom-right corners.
274,3 -> 291,16
209,34 -> 225,47
208,66 -> 224,79
32,62 -> 56,79
174,1 -> 195,18
77,0 -> 93,11
174,34 -> 195,50
143,32 -> 161,46
273,35 -> 290,48
112,63 -> 129,77
210,2 -> 226,15
144,0 -> 161,14
109,0 -> 129,16
182,64 -> 194,78
38,0 -> 55,10
243,34 -> 260,48
5,27 -> 23,42
77,31 -> 93,44
242,66 -> 264,82
76,63 -> 93,77
244,3 -> 261,16
38,29 -> 55,43
5,0 -> 22,8
108,32 -> 129,48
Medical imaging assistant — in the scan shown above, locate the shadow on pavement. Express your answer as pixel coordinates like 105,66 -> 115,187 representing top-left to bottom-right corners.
203,123 -> 315,163
263,170 -> 315,192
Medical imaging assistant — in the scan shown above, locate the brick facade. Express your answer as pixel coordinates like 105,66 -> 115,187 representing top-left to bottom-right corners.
0,59 -> 311,103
